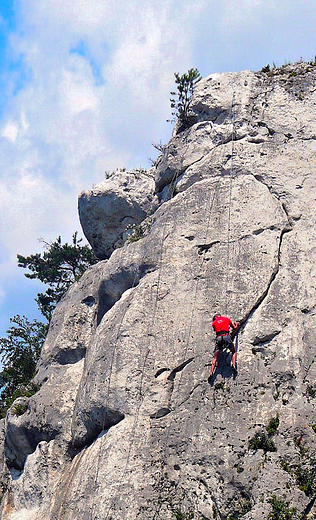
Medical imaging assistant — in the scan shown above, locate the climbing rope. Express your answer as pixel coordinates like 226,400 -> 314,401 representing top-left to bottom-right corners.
151,123 -> 233,520
100,162 -> 182,520
89,263 -> 139,520
225,90 -> 236,316
152,87 -> 239,519
152,188 -> 220,520
93,87 -> 238,520
176,88 -> 237,391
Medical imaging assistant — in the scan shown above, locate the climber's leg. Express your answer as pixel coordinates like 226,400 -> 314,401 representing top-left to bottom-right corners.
210,349 -> 220,378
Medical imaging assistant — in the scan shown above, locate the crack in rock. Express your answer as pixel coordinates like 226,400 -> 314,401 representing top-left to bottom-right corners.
197,241 -> 220,255
97,262 -> 156,326
300,493 -> 316,520
236,222 -> 292,337
154,368 -> 170,378
167,358 -> 194,382
177,382 -> 203,409
150,359 -> 194,420
252,331 -> 281,347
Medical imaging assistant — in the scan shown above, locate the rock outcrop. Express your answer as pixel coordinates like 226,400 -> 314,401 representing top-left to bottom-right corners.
78,169 -> 158,259
1,61 -> 316,520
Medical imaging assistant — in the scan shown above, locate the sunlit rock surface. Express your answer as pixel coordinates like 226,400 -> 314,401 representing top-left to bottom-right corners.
78,169 -> 158,259
1,62 -> 316,520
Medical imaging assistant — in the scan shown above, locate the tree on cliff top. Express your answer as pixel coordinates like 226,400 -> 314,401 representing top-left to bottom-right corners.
17,232 -> 97,322
169,68 -> 201,130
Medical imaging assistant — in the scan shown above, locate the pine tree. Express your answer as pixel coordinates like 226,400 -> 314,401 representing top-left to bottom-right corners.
0,315 -> 46,416
17,232 -> 97,321
169,68 -> 201,130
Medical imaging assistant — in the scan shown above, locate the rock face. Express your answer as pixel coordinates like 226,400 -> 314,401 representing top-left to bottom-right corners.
1,62 -> 316,520
78,169 -> 158,259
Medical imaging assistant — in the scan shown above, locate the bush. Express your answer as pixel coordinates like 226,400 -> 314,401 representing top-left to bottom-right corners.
280,459 -> 292,474
267,496 -> 296,520
261,64 -> 270,73
18,232 -> 97,321
266,415 -> 279,436
0,381 -> 41,418
306,385 -> 316,398
295,462 -> 316,496
128,224 -> 145,243
11,402 -> 28,416
248,431 -> 276,453
0,316 -> 45,416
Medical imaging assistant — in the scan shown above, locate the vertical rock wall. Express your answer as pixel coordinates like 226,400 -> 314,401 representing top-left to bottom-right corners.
1,63 -> 316,520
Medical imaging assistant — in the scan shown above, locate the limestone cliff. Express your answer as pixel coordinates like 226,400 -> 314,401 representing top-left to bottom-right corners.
1,62 -> 316,520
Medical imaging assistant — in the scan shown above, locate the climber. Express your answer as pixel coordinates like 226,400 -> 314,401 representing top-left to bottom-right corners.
209,313 -> 240,379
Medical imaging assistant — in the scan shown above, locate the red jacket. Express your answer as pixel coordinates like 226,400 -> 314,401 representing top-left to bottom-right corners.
212,316 -> 233,335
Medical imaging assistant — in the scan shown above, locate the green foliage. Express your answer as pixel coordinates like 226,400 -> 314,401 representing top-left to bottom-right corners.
0,315 -> 45,416
312,425 -> 316,434
249,415 -> 280,453
248,432 -> 276,453
261,64 -> 271,73
1,382 -> 40,417
169,68 -> 201,130
267,496 -> 296,520
295,462 -> 316,496
266,415 -> 279,436
11,402 -> 28,416
308,55 -> 316,66
280,456 -> 316,497
306,385 -> 316,398
17,232 -> 97,321
128,224 -> 145,243
226,498 -> 252,519
126,216 -> 155,244
1,233 -> 96,417
214,381 -> 225,391
280,459 -> 292,474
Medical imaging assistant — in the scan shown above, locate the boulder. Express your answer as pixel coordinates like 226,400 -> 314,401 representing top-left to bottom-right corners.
78,169 -> 158,259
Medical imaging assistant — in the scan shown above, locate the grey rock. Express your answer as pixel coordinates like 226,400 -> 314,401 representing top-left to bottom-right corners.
1,62 -> 316,519
78,169 -> 158,259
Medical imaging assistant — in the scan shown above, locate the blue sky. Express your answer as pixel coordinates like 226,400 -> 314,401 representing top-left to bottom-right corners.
0,0 -> 316,338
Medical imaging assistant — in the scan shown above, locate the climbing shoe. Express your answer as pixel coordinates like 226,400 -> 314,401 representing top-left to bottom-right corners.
232,363 -> 238,374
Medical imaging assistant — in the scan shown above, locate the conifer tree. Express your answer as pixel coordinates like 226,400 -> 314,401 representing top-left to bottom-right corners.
169,68 -> 201,129
0,315 -> 46,416
17,232 -> 97,321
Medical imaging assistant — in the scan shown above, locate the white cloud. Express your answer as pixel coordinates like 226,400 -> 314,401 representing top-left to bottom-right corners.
1,0 -> 316,336
0,287 -> 5,305
59,64 -> 98,116
2,121 -> 19,142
